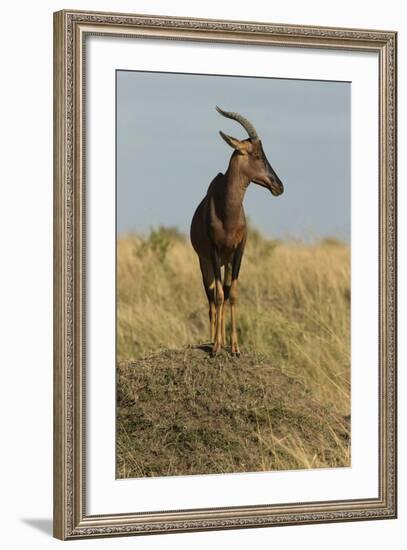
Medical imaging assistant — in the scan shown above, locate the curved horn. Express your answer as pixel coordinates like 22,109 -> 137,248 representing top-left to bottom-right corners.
216,106 -> 259,140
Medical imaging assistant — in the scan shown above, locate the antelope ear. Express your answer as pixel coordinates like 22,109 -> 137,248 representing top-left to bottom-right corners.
219,131 -> 246,152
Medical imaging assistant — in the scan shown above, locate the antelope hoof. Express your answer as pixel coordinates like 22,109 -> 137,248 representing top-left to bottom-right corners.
212,341 -> 222,356
231,344 -> 240,357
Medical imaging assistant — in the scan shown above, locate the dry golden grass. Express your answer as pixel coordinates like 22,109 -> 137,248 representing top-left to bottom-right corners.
117,228 -> 350,477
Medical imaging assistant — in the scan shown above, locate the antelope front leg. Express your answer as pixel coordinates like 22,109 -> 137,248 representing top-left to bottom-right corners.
229,240 -> 245,357
209,301 -> 216,343
213,280 -> 224,355
211,247 -> 224,355
229,279 -> 240,356
221,304 -> 227,346
222,262 -> 232,347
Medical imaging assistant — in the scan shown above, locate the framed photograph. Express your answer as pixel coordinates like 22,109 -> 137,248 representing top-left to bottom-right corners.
53,9 -> 397,540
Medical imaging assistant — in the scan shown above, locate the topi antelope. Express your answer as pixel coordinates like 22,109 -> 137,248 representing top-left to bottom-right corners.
190,106 -> 284,357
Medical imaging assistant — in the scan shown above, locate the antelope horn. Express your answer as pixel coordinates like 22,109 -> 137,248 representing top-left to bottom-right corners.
216,106 -> 259,140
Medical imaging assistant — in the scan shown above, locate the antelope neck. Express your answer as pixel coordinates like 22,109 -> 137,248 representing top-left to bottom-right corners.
221,159 -> 250,224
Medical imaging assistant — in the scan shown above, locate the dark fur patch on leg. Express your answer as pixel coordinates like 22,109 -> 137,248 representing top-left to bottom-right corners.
204,285 -> 215,304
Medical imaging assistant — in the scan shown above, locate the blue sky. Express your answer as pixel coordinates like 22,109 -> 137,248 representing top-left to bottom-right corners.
117,70 -> 350,241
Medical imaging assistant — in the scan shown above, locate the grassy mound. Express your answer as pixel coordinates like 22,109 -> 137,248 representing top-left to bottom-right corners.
117,347 -> 350,478
117,230 -> 350,414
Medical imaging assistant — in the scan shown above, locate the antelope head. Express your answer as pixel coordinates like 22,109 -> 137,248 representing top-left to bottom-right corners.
216,106 -> 284,196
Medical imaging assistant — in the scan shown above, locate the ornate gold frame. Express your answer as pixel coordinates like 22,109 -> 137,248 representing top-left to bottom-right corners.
53,9 -> 397,540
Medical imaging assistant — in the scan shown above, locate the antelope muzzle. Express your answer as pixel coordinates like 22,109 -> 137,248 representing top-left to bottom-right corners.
261,158 -> 284,196
267,171 -> 284,196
